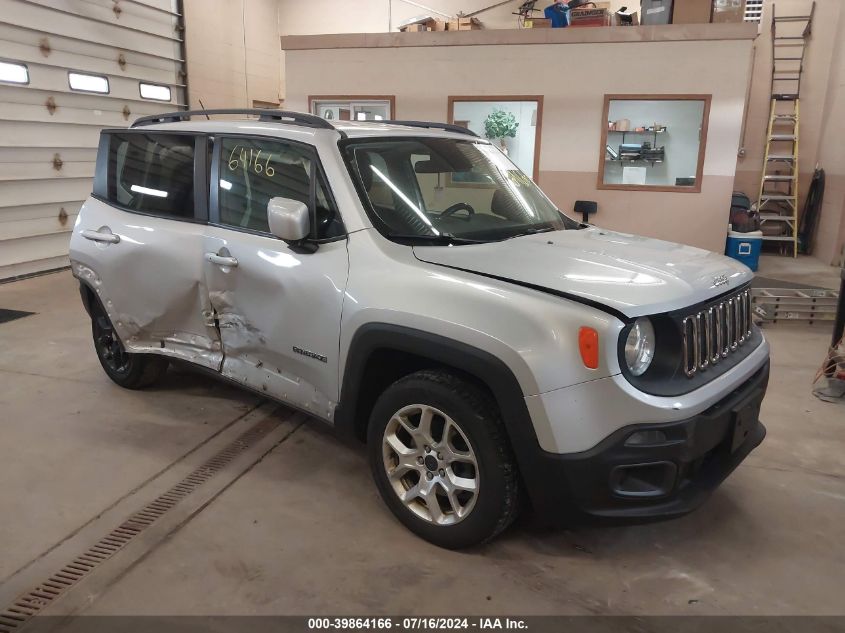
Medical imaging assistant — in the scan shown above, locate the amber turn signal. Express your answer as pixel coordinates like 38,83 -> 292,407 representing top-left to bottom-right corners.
578,327 -> 599,369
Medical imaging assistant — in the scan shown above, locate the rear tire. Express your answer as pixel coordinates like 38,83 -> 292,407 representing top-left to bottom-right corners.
91,304 -> 168,389
368,369 -> 520,549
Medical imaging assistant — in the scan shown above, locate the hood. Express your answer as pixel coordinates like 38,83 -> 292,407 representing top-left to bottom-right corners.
412,227 -> 752,319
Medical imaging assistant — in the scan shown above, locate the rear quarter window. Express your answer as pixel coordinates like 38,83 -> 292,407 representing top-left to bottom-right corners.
106,133 -> 196,219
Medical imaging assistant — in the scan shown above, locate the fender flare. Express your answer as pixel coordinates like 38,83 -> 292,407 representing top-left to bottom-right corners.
334,323 -> 544,489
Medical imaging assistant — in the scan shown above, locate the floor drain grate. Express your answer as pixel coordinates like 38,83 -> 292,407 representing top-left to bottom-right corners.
0,416 -> 279,631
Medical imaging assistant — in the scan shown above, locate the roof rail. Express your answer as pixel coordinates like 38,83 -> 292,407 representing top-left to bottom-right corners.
130,109 -> 336,130
380,120 -> 479,137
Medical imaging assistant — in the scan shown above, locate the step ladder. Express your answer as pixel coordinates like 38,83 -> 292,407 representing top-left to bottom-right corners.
756,1 -> 815,257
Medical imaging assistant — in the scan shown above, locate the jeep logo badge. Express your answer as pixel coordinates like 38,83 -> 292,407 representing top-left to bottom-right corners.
713,274 -> 729,287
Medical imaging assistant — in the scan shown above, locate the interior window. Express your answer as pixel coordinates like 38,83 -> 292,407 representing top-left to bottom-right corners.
217,137 -> 343,239
107,133 -> 195,219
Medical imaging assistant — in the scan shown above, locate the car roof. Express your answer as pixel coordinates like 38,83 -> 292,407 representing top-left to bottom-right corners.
124,117 -> 482,142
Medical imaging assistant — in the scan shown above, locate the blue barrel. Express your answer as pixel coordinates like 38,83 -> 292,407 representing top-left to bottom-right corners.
725,230 -> 763,271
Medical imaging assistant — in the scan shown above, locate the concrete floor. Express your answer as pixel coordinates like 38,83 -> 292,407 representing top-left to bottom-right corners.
0,267 -> 843,616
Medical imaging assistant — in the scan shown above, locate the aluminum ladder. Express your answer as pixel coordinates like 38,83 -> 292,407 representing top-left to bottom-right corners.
756,1 -> 815,257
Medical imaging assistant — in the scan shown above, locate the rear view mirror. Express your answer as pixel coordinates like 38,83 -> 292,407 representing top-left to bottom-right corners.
267,197 -> 310,243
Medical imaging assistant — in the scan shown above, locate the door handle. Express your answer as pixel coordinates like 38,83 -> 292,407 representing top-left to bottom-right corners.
81,229 -> 120,244
205,253 -> 239,267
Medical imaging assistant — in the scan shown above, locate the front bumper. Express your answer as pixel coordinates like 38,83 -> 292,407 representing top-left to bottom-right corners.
521,361 -> 769,525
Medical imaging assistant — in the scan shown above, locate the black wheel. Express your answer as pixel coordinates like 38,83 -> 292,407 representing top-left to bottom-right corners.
368,369 -> 520,549
91,304 -> 168,389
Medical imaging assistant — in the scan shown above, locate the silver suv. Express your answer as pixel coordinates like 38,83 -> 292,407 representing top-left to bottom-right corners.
70,109 -> 769,548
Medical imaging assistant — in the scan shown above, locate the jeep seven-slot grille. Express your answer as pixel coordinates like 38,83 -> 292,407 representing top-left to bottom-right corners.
681,289 -> 753,377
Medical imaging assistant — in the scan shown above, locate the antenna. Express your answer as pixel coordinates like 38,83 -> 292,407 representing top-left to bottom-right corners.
197,98 -> 210,120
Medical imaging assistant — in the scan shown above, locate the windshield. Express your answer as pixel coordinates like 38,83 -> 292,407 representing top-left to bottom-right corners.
343,137 -> 580,243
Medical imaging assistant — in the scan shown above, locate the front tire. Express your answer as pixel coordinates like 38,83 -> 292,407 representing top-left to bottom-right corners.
91,306 -> 168,389
368,370 -> 520,549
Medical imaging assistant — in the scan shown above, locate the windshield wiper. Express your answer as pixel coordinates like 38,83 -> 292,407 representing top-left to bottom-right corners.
504,226 -> 558,240
389,233 -> 488,245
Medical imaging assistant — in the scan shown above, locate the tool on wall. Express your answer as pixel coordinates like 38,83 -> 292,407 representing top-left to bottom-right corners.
756,1 -> 815,258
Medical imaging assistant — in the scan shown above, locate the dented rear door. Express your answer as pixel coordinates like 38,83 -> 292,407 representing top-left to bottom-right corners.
70,130 -> 222,370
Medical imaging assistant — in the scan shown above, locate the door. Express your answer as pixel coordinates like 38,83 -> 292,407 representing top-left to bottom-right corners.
203,135 -> 348,420
70,130 -> 222,370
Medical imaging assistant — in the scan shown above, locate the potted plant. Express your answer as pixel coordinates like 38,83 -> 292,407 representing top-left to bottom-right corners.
483,109 -> 519,155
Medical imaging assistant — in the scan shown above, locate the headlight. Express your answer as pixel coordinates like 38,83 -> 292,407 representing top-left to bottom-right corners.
624,317 -> 655,376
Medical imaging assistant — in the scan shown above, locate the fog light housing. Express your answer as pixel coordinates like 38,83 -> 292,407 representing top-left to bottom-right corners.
625,429 -> 668,446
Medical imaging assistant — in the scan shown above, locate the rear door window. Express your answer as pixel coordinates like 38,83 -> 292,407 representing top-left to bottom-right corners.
107,132 -> 196,219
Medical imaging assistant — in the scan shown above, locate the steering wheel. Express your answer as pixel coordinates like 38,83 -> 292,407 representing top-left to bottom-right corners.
440,202 -> 476,219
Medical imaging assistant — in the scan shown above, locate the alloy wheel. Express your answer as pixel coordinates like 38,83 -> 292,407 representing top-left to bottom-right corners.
381,404 -> 480,526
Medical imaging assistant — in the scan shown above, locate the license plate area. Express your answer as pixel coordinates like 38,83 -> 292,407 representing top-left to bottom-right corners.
730,390 -> 762,453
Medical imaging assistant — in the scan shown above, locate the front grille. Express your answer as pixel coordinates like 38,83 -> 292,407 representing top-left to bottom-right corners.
681,289 -> 753,377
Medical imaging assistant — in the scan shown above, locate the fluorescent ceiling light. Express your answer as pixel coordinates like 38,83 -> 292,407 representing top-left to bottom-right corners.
68,72 -> 109,93
140,83 -> 171,101
0,61 -> 28,84
219,179 -> 232,191
130,184 -> 168,198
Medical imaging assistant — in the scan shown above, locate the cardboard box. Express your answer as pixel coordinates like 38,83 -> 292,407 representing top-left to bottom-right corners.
525,17 -> 552,28
712,0 -> 745,23
447,17 -> 482,31
400,23 -> 429,32
568,7 -> 609,26
672,0 -> 711,23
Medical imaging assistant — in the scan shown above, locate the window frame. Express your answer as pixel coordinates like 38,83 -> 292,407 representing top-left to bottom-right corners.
208,133 -> 346,243
308,95 -> 396,121
67,71 -> 110,94
596,93 -> 711,194
447,95 -> 544,183
0,59 -> 30,85
138,82 -> 173,102
93,129 -> 208,224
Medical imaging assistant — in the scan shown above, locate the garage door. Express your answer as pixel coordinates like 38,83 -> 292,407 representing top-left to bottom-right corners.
0,0 -> 187,280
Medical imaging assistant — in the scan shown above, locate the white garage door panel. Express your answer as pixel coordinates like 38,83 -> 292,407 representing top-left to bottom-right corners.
1,0 -> 186,278
0,40 -> 183,86
0,23 -> 182,72
0,101 -> 169,127
0,160 -> 94,181
0,0 -> 182,59
20,65 -> 183,103
0,213 -> 78,241
0,233 -> 72,280
0,85 -> 186,114
25,0 -> 179,40
0,177 -> 92,208
0,200 -> 83,223
0,121 -> 101,148
0,147 -> 97,163
0,232 -> 71,267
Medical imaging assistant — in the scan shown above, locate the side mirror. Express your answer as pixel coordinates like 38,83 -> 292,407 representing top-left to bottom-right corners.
267,197 -> 310,243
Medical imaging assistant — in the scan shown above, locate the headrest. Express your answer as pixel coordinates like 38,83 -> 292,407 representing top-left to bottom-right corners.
490,189 -> 525,222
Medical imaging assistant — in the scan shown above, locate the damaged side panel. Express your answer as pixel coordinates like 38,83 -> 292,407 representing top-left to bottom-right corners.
202,228 -> 349,422
69,198 -> 223,370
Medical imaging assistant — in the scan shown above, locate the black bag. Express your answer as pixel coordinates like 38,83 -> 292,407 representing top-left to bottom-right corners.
729,191 -> 760,232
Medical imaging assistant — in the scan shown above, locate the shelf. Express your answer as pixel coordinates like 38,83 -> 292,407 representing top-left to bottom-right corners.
608,129 -> 667,134
607,158 -> 664,164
